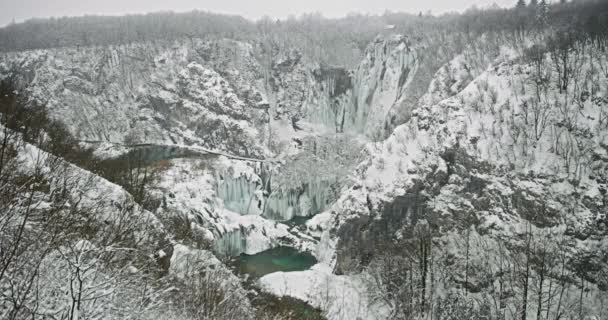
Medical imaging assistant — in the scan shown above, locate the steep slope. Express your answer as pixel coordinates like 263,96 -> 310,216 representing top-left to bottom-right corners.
0,35 -> 424,154
0,126 -> 259,319
0,35 -> 424,262
263,41 -> 608,319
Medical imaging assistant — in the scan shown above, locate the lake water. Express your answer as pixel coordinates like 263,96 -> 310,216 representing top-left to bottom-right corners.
233,246 -> 317,278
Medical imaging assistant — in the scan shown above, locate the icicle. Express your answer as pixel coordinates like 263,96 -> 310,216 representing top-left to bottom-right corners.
215,168 -> 332,222
213,228 -> 246,256
216,175 -> 260,215
263,190 -> 297,221
261,179 -> 330,221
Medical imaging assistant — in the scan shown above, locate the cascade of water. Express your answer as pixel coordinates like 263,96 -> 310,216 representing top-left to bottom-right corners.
216,175 -> 261,215
327,74 -> 336,97
213,227 -> 246,256
215,167 -> 332,221
308,78 -> 343,130
263,190 -> 299,221
306,179 -> 329,214
313,91 -> 336,128
263,179 -> 330,221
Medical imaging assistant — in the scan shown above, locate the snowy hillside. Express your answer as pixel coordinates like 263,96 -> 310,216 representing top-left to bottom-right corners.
0,35 -> 420,157
283,38 -> 608,319
1,2 -> 608,320
0,126 -> 256,319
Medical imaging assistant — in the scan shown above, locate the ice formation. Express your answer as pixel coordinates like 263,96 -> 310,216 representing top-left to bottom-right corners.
216,172 -> 331,221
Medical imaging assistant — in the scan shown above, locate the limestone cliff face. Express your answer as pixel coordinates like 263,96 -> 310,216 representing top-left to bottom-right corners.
0,35 -> 473,262
0,35 -> 421,156
0,41 -> 270,156
348,35 -> 418,136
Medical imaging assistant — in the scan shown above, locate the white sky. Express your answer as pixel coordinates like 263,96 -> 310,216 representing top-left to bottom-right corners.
0,0 -> 515,27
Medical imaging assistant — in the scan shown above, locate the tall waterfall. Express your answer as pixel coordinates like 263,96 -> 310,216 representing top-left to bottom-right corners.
306,36 -> 418,138
216,175 -> 262,215
264,179 -> 329,221
213,227 -> 246,257
216,173 -> 331,221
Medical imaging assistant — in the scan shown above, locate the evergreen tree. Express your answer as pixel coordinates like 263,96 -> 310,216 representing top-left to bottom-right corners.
537,0 -> 549,28
529,0 -> 539,7
516,0 -> 527,9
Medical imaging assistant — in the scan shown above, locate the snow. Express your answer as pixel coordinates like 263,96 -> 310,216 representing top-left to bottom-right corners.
3,31 -> 608,320
150,158 -> 312,256
280,40 -> 608,319
169,244 -> 255,317
0,39 -> 268,156
259,264 -> 390,320
9,127 -> 163,244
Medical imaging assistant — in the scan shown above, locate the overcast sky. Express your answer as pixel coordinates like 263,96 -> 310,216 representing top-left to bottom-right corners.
0,0 -> 515,27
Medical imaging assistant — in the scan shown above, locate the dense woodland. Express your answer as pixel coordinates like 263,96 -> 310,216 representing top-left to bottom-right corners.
0,0 -> 606,66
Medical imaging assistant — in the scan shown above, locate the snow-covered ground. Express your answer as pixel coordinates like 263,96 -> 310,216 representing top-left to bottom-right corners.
259,263 -> 390,320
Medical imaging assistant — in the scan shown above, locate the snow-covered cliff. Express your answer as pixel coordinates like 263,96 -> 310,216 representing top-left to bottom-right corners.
271,41 -> 608,319
0,35 -> 421,261
5,27 -> 607,319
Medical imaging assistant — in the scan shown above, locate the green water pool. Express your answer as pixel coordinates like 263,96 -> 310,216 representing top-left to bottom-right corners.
234,246 -> 317,278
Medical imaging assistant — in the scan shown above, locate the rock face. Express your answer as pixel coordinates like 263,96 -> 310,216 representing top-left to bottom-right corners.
0,35 -> 421,153
0,40 -> 267,156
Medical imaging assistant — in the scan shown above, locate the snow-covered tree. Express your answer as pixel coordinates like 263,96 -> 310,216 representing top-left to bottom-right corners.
536,0 -> 550,28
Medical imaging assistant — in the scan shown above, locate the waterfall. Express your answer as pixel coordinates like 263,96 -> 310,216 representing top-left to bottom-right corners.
213,227 -> 246,256
307,77 -> 345,130
216,175 -> 262,215
263,191 -> 298,221
216,171 -> 331,222
263,179 -> 330,221
305,67 -> 355,133
306,179 -> 329,214
306,37 -> 418,137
